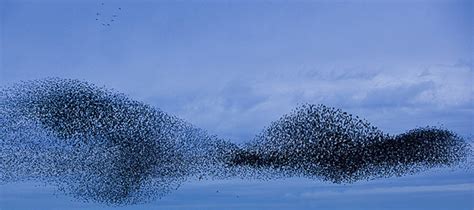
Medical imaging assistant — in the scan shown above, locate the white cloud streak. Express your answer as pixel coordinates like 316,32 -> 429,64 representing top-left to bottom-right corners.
301,183 -> 474,198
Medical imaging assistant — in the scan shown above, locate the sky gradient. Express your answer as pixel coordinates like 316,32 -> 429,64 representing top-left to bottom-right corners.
0,0 -> 473,209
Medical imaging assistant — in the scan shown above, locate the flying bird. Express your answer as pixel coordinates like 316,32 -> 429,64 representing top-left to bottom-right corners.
1,78 -> 468,205
95,4 -> 124,27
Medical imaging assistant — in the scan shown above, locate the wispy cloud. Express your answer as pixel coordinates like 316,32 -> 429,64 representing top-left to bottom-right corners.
301,183 -> 474,198
139,61 -> 473,141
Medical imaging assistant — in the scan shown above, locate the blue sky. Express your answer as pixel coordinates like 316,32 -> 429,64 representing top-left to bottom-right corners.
0,0 -> 473,209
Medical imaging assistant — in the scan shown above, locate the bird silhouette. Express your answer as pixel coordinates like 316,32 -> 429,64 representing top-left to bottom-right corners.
96,5 -> 123,27
0,78 -> 469,205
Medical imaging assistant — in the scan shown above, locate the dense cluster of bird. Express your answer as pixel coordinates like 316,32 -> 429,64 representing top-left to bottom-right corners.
229,105 -> 469,183
0,78 -> 470,205
95,2 -> 122,27
0,78 -> 234,204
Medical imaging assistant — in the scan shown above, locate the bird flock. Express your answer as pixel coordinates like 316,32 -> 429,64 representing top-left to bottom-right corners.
0,78 -> 470,205
95,2 -> 122,27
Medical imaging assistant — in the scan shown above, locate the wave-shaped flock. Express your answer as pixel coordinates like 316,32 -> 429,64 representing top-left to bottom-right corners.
0,78 -> 470,205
